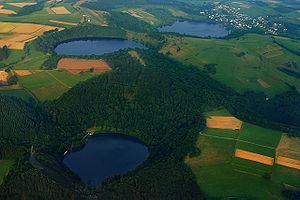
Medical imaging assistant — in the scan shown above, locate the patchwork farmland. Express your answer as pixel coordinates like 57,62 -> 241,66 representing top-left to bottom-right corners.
187,109 -> 300,199
0,22 -> 63,49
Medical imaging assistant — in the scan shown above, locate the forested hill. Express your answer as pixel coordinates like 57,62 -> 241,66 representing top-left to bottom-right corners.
1,49 -> 300,198
41,50 -> 230,199
0,96 -> 51,145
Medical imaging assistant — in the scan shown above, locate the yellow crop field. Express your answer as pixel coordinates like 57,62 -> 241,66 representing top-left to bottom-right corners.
7,2 -> 36,8
0,5 -> 16,14
0,22 -> 63,50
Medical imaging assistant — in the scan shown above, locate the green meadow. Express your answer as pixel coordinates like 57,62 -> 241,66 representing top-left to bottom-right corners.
18,70 -> 95,102
162,34 -> 300,96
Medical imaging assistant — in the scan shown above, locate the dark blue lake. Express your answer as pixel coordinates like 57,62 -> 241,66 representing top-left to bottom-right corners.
63,134 -> 149,186
158,21 -> 230,38
55,38 -> 146,56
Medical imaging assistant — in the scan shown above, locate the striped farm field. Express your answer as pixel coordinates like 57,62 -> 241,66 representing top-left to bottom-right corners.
0,22 -> 63,50
276,134 -> 300,170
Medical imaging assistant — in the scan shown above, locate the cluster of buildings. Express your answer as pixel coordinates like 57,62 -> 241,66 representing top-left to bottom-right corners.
200,3 -> 286,35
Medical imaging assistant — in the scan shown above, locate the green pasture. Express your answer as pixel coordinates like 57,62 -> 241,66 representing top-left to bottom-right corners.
162,34 -> 300,96
18,70 -> 95,102
18,71 -> 69,101
239,123 -> 282,148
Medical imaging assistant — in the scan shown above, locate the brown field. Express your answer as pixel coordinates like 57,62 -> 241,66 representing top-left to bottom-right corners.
50,6 -> 71,14
57,58 -> 112,74
206,116 -> 243,130
0,71 -> 9,82
49,20 -> 77,26
276,134 -> 300,170
8,2 -> 36,7
0,22 -> 62,49
235,149 -> 274,165
257,79 -> 271,88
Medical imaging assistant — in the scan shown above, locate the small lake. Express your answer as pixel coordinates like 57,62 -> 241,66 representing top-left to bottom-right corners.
63,134 -> 149,186
158,21 -> 230,38
55,38 -> 146,56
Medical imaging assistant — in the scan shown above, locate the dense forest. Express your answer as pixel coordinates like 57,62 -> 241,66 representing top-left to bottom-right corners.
0,46 -> 9,61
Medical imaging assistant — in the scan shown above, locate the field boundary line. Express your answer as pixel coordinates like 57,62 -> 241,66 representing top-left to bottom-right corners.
45,71 -> 71,89
233,169 -> 261,177
22,86 -> 39,103
200,132 -> 275,150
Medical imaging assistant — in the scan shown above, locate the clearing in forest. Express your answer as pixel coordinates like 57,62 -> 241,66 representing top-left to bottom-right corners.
57,58 -> 112,75
235,149 -> 274,165
50,6 -> 71,14
206,116 -> 242,130
276,134 -> 300,170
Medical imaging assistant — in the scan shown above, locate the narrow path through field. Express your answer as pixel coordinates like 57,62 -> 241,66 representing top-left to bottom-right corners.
45,71 -> 71,89
22,86 -> 39,103
200,132 -> 275,149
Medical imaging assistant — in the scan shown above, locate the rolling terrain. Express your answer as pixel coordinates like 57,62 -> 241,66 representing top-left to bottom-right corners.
0,0 -> 299,199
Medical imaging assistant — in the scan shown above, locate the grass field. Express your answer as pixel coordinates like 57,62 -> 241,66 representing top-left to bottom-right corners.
0,160 -> 14,185
186,109 -> 300,199
161,34 -> 300,96
17,69 -> 95,102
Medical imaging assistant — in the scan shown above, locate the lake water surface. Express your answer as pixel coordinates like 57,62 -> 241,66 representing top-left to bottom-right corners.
63,134 -> 149,186
55,38 -> 146,56
159,21 -> 230,38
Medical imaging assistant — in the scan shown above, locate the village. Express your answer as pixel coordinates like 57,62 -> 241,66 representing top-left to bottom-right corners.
200,3 -> 285,35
